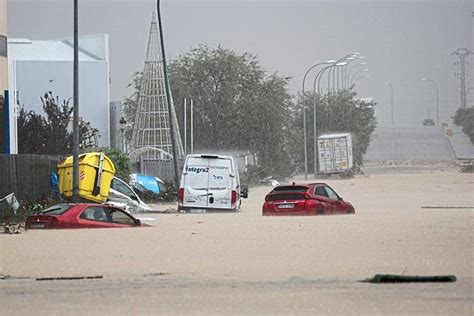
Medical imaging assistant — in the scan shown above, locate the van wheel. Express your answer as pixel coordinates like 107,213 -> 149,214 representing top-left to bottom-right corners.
179,207 -> 189,213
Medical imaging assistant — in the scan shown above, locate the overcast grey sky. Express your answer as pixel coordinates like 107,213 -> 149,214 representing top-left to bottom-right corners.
8,0 -> 474,126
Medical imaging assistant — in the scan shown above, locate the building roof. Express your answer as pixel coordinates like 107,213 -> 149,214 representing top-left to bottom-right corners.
8,36 -> 107,62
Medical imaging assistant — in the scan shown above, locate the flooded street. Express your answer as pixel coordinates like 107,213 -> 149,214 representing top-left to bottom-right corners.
1,168 -> 473,315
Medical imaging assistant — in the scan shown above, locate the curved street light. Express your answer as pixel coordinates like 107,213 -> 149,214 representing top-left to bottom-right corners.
328,62 -> 347,93
385,82 -> 394,125
301,61 -> 335,179
316,64 -> 333,94
310,60 -> 336,177
350,69 -> 368,87
324,53 -> 359,93
352,74 -> 370,87
341,57 -> 361,90
421,78 -> 439,126
347,62 -> 366,87
343,55 -> 364,89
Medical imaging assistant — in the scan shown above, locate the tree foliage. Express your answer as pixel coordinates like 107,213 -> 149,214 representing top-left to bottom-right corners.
84,147 -> 132,181
169,45 -> 295,177
453,107 -> 474,144
299,90 -> 377,170
18,92 -> 98,155
123,45 -> 296,178
123,45 -> 377,178
122,71 -> 142,142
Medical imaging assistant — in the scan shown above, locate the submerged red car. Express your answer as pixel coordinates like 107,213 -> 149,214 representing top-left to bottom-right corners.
25,204 -> 147,229
262,183 -> 355,216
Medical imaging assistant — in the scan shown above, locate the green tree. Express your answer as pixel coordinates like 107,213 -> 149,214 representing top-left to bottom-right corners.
453,107 -> 474,144
17,92 -> 98,155
122,71 -> 142,142
124,45 -> 296,178
299,90 -> 377,170
169,45 -> 295,177
87,147 -> 132,181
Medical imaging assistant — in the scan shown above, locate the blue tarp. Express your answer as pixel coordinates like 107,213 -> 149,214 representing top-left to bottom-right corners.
135,174 -> 161,194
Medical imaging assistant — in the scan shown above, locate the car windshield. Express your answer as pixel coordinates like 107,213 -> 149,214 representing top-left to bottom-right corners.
111,178 -> 135,198
41,205 -> 73,215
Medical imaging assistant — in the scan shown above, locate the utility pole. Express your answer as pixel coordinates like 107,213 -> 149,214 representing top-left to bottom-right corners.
157,0 -> 180,187
72,0 -> 79,201
385,82 -> 394,125
422,78 -> 439,126
190,99 -> 194,154
451,48 -> 473,109
184,98 -> 187,155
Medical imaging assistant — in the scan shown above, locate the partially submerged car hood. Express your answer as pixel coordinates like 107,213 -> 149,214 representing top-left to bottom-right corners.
108,188 -> 152,213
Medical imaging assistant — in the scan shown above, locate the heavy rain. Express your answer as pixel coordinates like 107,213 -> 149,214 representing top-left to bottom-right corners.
0,0 -> 473,315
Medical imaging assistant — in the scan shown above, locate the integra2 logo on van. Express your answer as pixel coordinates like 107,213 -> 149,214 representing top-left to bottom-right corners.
186,166 -> 209,174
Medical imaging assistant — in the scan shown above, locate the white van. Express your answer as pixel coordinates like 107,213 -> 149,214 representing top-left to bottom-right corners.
178,154 -> 248,212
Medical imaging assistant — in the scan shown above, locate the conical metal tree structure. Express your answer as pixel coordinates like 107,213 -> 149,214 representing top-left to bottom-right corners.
131,13 -> 184,160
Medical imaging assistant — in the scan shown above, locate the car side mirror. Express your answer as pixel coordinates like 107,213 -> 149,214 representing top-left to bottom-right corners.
134,218 -> 141,226
241,185 -> 249,199
130,195 -> 138,201
230,173 -> 236,178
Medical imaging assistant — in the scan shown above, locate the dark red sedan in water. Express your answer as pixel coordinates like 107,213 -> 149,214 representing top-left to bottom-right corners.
25,204 -> 147,229
262,183 -> 355,216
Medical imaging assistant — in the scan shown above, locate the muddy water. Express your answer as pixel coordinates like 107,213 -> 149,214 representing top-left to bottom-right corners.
1,170 -> 473,315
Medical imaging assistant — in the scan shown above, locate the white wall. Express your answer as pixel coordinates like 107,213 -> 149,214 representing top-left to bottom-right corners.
13,60 -> 110,147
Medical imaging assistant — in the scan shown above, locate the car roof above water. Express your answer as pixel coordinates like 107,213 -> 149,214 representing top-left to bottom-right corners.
273,183 -> 328,190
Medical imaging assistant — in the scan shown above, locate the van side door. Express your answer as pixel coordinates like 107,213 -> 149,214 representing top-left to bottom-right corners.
183,158 -> 210,209
207,158 -> 232,209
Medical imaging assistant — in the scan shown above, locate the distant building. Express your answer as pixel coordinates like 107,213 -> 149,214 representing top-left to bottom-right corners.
7,34 -> 111,152
0,0 -> 8,153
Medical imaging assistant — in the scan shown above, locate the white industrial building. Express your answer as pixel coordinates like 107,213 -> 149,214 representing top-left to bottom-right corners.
7,34 -> 110,152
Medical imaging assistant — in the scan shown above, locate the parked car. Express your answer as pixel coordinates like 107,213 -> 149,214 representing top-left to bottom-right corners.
25,203 -> 148,229
262,183 -> 355,216
108,176 -> 152,213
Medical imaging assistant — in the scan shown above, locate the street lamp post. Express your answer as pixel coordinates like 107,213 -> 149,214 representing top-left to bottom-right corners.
183,98 -> 187,155
385,82 -> 394,125
310,60 -> 335,178
352,74 -> 370,88
422,78 -> 439,126
347,62 -> 366,87
72,0 -> 79,201
316,65 -> 332,94
340,57 -> 355,89
327,66 -> 334,93
350,69 -> 368,87
301,61 -> 332,179
157,0 -> 180,187
327,62 -> 347,93
119,116 -> 127,153
327,52 -> 359,93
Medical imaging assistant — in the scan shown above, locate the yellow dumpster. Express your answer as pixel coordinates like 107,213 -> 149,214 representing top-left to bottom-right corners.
58,152 -> 116,203
447,128 -> 453,137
